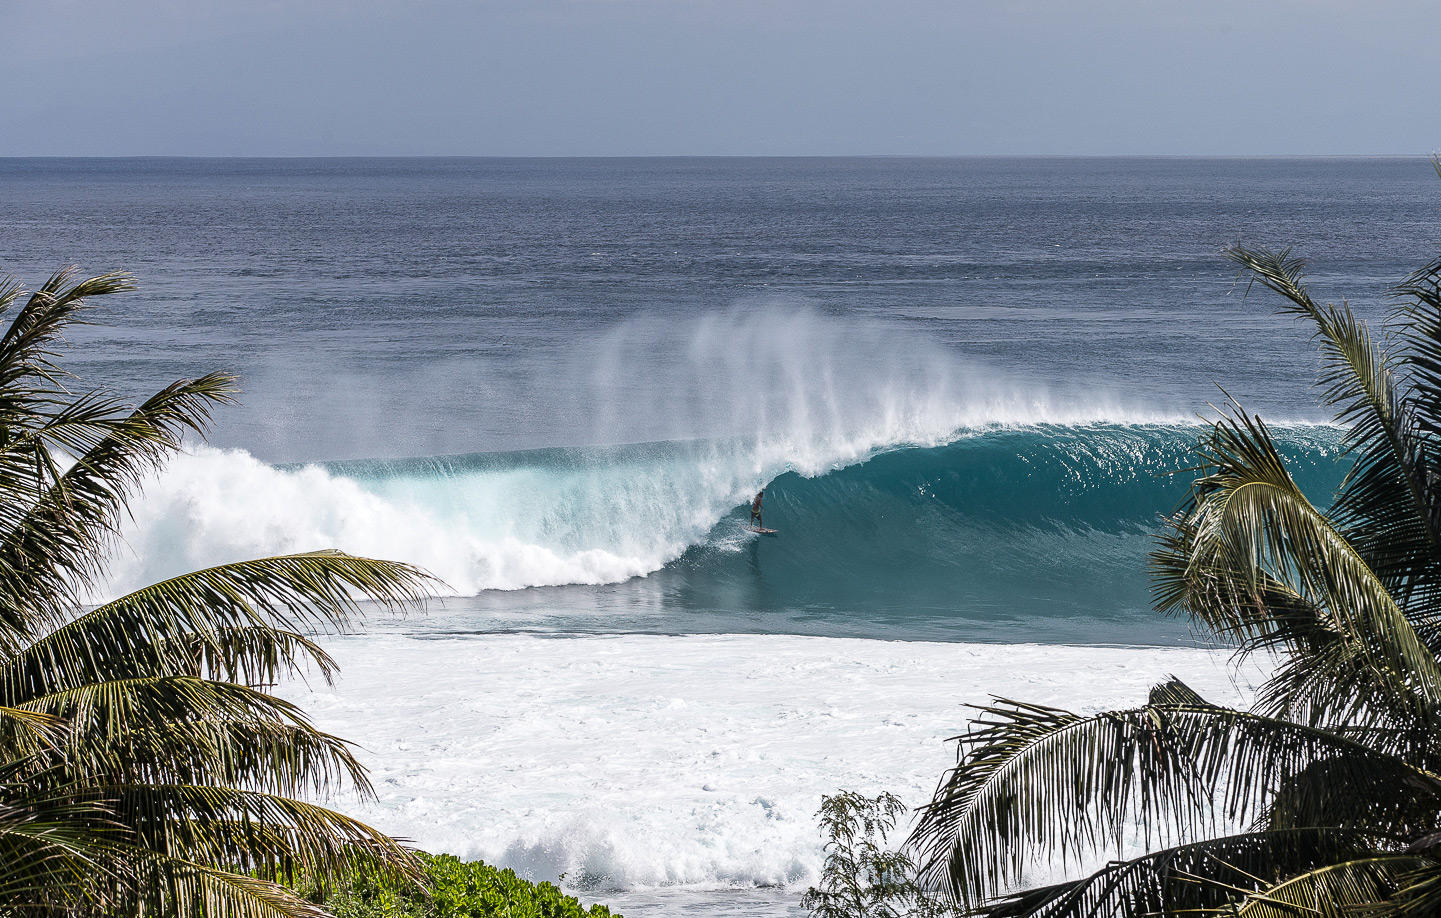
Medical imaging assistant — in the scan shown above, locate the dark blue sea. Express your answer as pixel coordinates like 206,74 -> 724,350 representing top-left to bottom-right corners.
2,157 -> 1437,911
4,156 -> 1433,641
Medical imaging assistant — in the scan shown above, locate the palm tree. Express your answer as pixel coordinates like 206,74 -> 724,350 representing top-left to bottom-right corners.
910,234 -> 1441,915
0,268 -> 435,917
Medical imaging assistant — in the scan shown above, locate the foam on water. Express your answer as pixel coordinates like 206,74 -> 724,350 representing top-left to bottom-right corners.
278,632 -> 1268,906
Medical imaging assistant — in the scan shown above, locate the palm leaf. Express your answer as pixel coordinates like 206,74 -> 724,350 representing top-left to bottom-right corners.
0,373 -> 237,642
976,828 -> 1385,918
117,851 -> 329,918
98,783 -> 421,886
0,268 -> 134,391
0,765 -> 130,914
159,863 -> 328,918
1230,855 -> 1430,918
0,269 -> 438,916
1225,245 -> 1441,618
1364,856 -> 1441,918
109,718 -> 369,798
910,685 -> 1440,908
0,553 -> 433,708
1157,406 -> 1441,707
17,674 -> 370,797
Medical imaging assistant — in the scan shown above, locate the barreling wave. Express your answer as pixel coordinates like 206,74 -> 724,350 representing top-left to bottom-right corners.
98,423 -> 1349,631
653,424 -> 1347,638
101,304 -> 1339,630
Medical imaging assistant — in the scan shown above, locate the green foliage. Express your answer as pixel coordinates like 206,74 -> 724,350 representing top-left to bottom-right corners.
285,853 -> 619,918
0,268 -> 437,917
910,160 -> 1441,917
802,792 -> 947,918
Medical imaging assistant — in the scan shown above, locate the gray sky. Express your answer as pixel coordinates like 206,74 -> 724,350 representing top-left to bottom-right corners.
3,0 -> 1438,156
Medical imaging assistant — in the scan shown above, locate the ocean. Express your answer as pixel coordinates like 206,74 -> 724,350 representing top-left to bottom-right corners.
3,156 -> 1438,914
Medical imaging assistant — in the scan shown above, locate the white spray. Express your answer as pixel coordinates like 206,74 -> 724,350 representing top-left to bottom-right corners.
98,306 -> 1184,601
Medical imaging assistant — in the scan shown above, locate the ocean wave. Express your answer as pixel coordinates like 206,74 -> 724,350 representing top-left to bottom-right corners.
97,423 -> 1347,609
97,305 -> 1344,604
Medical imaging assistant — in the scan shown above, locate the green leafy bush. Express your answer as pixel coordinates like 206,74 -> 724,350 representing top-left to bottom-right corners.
802,792 -> 947,918
286,853 -> 620,918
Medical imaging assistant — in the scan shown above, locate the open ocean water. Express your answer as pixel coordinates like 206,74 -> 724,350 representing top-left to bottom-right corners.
3,157 -> 1440,914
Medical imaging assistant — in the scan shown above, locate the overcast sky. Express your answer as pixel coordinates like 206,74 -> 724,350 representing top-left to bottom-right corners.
3,0 -> 1438,156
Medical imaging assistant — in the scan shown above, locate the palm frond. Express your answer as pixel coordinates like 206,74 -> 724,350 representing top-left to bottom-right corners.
1254,643 -> 1438,766
110,718 -> 370,798
0,553 -> 432,708
0,269 -> 436,916
91,551 -> 433,636
1262,754 -> 1441,840
976,828 -> 1384,918
99,784 -> 422,888
0,767 -> 130,913
910,685 -> 1440,908
0,268 -> 134,391
0,373 -> 237,642
129,853 -> 329,918
2,613 -> 340,705
1226,245 -> 1441,617
1393,255 -> 1441,435
929,188 -> 1441,918
1230,855 -> 1430,918
1364,856 -> 1441,918
0,276 -> 24,320
166,866 -> 327,918
1155,405 -> 1441,707
17,674 -> 370,797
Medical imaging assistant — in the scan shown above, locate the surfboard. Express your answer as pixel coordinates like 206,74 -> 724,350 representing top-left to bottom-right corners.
745,526 -> 779,535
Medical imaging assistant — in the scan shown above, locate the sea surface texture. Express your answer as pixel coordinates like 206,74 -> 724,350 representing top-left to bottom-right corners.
3,157 -> 1439,914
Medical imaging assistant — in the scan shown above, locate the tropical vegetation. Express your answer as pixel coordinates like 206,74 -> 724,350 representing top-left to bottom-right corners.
910,232 -> 1441,915
0,268 -> 435,917
280,853 -> 619,918
803,792 -> 943,918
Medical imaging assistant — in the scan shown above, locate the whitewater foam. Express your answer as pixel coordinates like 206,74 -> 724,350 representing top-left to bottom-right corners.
277,632 -> 1267,899
98,445 -> 656,599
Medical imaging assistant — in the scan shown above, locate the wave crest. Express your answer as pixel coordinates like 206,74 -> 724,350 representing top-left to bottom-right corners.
99,423 -> 1344,609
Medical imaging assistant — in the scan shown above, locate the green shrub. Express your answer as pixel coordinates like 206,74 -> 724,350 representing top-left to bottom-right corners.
801,792 -> 947,918
284,853 -> 620,918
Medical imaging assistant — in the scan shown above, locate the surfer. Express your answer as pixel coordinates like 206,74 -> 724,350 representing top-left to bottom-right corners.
750,489 -> 765,529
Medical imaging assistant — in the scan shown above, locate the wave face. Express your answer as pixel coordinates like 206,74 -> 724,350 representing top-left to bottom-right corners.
657,425 -> 1346,635
103,423 -> 1347,642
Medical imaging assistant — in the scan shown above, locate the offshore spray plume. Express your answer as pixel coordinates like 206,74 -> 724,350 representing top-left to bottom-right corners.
578,302 -> 1169,476
97,304 -> 1178,602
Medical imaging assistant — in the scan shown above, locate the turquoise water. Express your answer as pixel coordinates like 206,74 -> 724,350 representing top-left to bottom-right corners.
318,424 -> 1349,644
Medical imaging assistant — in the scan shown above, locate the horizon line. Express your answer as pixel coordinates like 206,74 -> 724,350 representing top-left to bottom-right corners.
1,152 -> 1434,162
